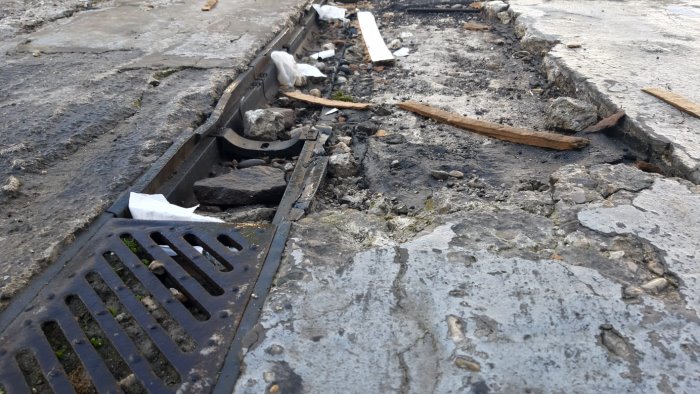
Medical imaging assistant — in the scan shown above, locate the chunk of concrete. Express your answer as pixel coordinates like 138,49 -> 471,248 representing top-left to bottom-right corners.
545,97 -> 598,132
329,153 -> 358,178
243,109 -> 286,141
193,166 -> 287,206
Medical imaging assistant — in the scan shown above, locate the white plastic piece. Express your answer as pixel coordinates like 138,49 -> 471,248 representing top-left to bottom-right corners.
357,11 -> 394,63
297,63 -> 327,78
128,192 -> 223,223
160,245 -> 204,256
393,47 -> 410,57
270,51 -> 304,88
310,49 -> 335,60
312,4 -> 346,21
325,108 -> 339,115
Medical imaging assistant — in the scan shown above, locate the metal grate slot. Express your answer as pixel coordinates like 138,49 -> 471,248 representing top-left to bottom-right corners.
16,349 -> 51,393
0,219 -> 276,392
85,272 -> 181,386
42,320 -> 97,393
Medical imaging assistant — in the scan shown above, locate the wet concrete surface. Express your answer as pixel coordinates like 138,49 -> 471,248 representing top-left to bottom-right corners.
506,0 -> 700,182
0,0 -> 311,306
234,2 -> 700,392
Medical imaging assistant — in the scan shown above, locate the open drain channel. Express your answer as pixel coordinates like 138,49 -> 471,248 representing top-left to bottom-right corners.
0,1 -> 328,392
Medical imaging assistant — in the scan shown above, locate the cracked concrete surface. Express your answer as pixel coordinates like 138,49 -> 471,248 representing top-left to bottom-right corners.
0,0 -> 311,306
235,168 -> 700,392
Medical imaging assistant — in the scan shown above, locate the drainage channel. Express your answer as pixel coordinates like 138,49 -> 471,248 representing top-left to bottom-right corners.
0,2 -> 330,392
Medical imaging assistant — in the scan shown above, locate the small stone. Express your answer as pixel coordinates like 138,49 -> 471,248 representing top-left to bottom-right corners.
329,153 -> 358,178
265,344 -> 284,355
571,190 -> 587,204
141,296 -> 158,311
337,76 -> 347,84
148,260 -> 165,275
392,203 -> 409,215
322,42 -> 335,51
545,97 -> 598,132
497,11 -> 511,24
32,50 -> 41,57
448,170 -> 464,179
623,286 -> 644,298
431,170 -> 450,180
287,125 -> 310,140
1,176 -> 21,194
388,38 -> 402,50
118,374 -> 138,390
390,159 -> 400,168
647,260 -> 665,276
374,129 -> 388,137
356,121 -> 380,134
608,250 -> 625,259
567,43 -> 582,49
309,88 -> 321,97
337,136 -> 352,146
454,356 -> 481,372
331,141 -> 352,154
237,158 -> 267,169
169,288 -> 187,302
268,384 -> 281,394
263,371 -> 275,383
243,109 -> 286,141
314,62 -> 326,72
641,277 -> 668,293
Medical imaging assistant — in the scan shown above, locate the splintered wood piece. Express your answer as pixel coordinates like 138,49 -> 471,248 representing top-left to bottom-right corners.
283,91 -> 371,110
642,88 -> 700,119
357,11 -> 395,64
463,22 -> 490,31
201,0 -> 217,11
398,101 -> 589,150
584,110 -> 626,132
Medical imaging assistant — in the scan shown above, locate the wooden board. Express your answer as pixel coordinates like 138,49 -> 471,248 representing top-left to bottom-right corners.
283,91 -> 371,110
201,0 -> 217,11
357,11 -> 395,64
584,110 -> 625,132
463,22 -> 490,31
642,88 -> 700,119
398,101 -> 589,150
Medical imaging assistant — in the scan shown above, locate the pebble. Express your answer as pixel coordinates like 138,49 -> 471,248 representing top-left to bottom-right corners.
374,129 -> 388,137
431,170 -> 450,180
314,62 -> 326,72
454,356 -> 481,372
623,285 -> 644,298
388,38 -> 402,50
148,260 -> 165,275
170,288 -> 188,302
337,76 -> 347,84
1,176 -> 21,194
337,136 -> 352,146
448,170 -> 464,179
331,141 -> 352,154
309,88 -> 321,97
390,159 -> 400,168
237,158 -> 267,169
265,344 -> 285,355
322,42 -> 335,51
608,250 -> 625,259
647,260 -> 665,276
141,296 -> 158,311
641,277 -> 668,293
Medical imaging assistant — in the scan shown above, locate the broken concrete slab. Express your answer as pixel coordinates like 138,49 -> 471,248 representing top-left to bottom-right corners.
509,0 -> 700,182
545,97 -> 598,132
328,153 -> 358,178
193,166 -> 287,206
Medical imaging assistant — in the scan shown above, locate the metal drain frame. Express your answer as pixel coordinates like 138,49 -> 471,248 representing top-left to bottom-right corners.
0,1 -> 326,391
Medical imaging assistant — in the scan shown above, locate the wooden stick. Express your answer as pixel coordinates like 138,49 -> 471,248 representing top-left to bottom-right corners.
201,0 -> 217,11
398,101 -> 589,150
283,91 -> 371,110
584,110 -> 625,132
642,88 -> 700,119
463,22 -> 490,31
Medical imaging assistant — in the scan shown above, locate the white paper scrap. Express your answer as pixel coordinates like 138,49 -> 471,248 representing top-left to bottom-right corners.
312,4 -> 346,21
128,192 -> 223,223
310,49 -> 335,60
297,63 -> 327,78
357,11 -> 394,63
393,47 -> 410,57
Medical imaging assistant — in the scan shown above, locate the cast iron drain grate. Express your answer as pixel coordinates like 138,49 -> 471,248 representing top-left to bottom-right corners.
0,219 -> 276,393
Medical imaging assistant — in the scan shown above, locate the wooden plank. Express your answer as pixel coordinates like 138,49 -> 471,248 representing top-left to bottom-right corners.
398,101 -> 589,150
283,91 -> 371,110
584,110 -> 625,132
357,11 -> 395,64
463,22 -> 490,31
201,0 -> 217,11
642,87 -> 700,119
